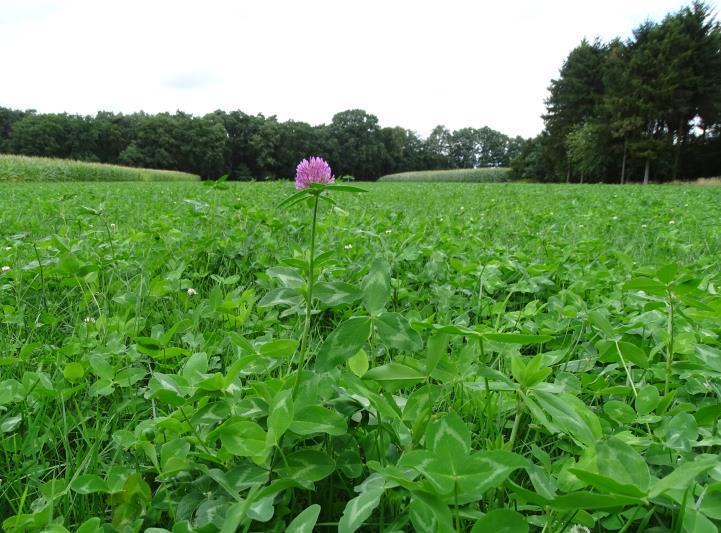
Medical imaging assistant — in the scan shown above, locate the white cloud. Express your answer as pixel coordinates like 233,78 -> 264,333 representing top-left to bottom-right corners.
0,0 -> 716,138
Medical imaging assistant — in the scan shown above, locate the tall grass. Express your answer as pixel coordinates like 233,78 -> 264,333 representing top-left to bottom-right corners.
378,167 -> 511,182
0,154 -> 199,182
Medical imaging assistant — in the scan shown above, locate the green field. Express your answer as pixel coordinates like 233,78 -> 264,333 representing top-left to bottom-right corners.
1,181 -> 721,531
0,154 -> 200,182
379,167 -> 511,182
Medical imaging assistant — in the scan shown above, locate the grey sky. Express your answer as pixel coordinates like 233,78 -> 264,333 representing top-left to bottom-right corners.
1,0 -> 718,138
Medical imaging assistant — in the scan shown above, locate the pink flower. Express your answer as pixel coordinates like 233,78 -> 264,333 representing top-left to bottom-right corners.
295,157 -> 334,190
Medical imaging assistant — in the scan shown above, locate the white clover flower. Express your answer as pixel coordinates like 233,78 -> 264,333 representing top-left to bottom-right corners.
84,316 -> 95,324
385,229 -> 392,234
611,215 -> 619,221
344,244 -> 353,250
4,247 -> 11,251
568,526 -> 591,533
669,220 -> 676,225
460,206 -> 465,211
641,224 -> 648,229
187,287 -> 197,297
110,223 -> 116,230
578,224 -> 584,228
1,266 -> 10,272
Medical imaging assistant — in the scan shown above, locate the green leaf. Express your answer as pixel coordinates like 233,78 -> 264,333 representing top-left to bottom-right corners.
63,362 -> 85,382
338,488 -> 384,533
597,438 -> 650,494
588,310 -> 618,339
649,456 -> 719,498
550,491 -> 643,510
76,518 -> 103,533
286,504 -> 321,533
258,288 -> 303,308
409,491 -> 455,533
636,385 -> 660,415
279,189 -> 311,209
569,469 -> 647,498
375,312 -> 423,351
70,474 -> 109,494
682,506 -> 717,533
529,391 -> 601,446
363,362 -> 425,390
603,400 -> 636,424
425,333 -> 449,375
656,264 -> 677,284
314,281 -> 362,307
315,317 -> 371,372
471,509 -> 528,533
266,266 -> 305,288
347,349 -> 369,377
599,341 -> 649,368
260,339 -> 299,359
425,411 -> 471,458
484,333 -> 552,344
362,258 -> 391,315
277,450 -> 335,483
325,184 -> 368,193
267,389 -> 294,444
290,405 -> 347,436
662,413 -> 698,452
219,421 -> 269,460
400,449 -> 527,504
624,277 -> 666,296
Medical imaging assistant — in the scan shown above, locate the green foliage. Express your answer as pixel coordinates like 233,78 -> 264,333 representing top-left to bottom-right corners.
379,167 -> 511,182
0,154 -> 199,182
1,181 -> 721,531
514,2 -> 721,183
0,106 -> 525,181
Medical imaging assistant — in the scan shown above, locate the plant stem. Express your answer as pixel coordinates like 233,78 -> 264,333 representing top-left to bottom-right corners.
664,291 -> 674,396
292,193 -> 320,399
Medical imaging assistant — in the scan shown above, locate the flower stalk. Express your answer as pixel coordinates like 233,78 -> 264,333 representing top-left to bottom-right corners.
292,191 -> 320,399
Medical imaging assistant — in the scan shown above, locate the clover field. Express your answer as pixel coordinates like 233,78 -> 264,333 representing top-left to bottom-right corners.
1,181 -> 721,532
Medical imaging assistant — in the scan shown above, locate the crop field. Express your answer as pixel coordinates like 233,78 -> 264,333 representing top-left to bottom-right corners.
1,181 -> 721,532
378,168 -> 511,183
0,155 -> 200,182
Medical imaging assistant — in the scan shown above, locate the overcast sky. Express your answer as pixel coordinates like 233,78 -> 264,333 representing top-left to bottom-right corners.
1,0 -> 718,138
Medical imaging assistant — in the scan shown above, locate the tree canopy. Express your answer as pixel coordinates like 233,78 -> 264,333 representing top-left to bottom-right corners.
513,1 -> 721,183
0,106 -> 521,180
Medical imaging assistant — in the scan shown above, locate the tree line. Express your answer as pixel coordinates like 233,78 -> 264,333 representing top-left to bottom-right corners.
0,107 -> 524,180
513,1 -> 721,183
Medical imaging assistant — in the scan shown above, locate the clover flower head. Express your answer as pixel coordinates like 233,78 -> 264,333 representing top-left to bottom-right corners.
84,316 -> 95,324
344,244 -> 353,250
669,220 -> 676,225
295,157 -> 334,190
1,266 -> 10,273
187,287 -> 197,297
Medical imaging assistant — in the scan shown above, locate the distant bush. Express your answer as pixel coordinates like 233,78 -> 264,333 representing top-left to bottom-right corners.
0,154 -> 199,182
378,167 -> 511,183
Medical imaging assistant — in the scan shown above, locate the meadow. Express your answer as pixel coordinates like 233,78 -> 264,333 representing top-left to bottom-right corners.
378,168 -> 511,182
0,155 -> 200,182
1,181 -> 721,532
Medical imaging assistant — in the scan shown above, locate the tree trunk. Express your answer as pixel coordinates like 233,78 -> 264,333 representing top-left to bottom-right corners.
580,171 -> 585,184
620,140 -> 627,185
643,158 -> 650,185
672,118 -> 684,181
565,163 -> 571,184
